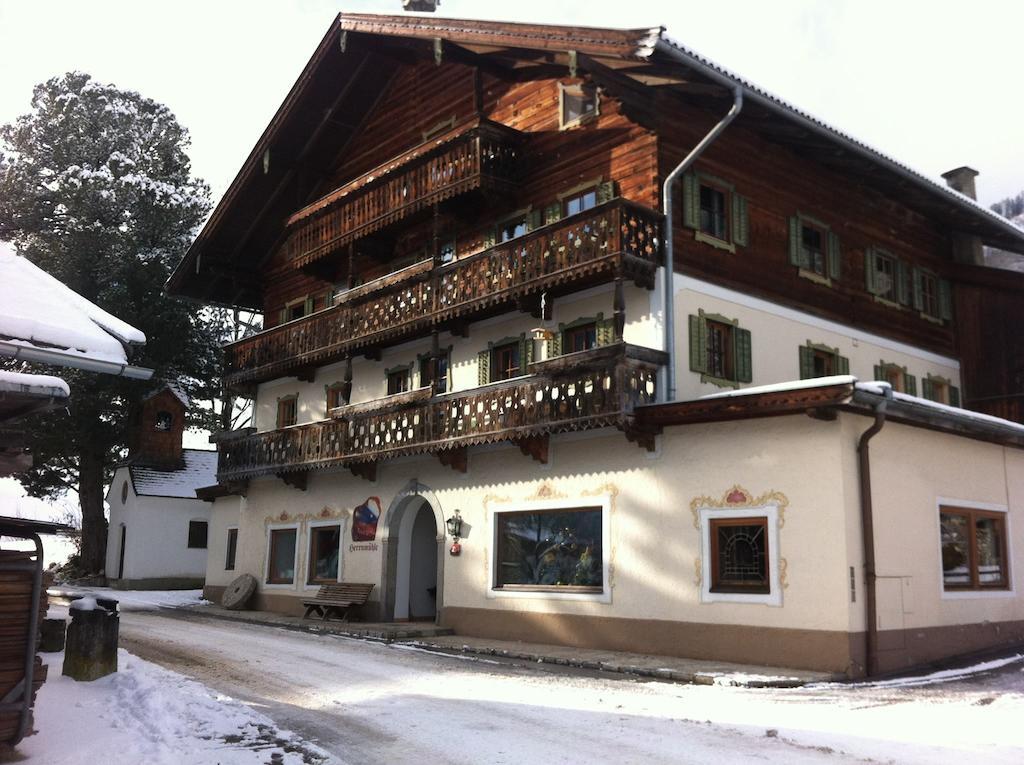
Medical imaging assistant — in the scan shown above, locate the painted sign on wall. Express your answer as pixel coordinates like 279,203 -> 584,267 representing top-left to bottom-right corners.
352,496 -> 382,542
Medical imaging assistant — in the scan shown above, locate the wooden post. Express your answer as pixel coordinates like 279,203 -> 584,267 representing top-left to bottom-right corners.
347,244 -> 356,290
429,330 -> 440,395
342,356 -> 353,405
614,274 -> 626,342
62,603 -> 119,681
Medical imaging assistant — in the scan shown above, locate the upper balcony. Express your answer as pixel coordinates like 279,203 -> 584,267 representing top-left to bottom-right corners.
283,118 -> 523,269
215,342 -> 666,485
225,198 -> 664,390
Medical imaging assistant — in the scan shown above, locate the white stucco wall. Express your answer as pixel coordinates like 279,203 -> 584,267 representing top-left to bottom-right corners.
104,466 -> 211,581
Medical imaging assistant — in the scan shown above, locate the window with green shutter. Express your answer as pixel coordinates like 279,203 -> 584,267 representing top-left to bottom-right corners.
688,310 -> 752,388
681,172 -> 748,253
922,374 -> 960,407
912,266 -> 952,323
481,334 -> 533,384
788,214 -> 840,284
865,248 -> 910,306
874,360 -> 916,395
798,341 -> 850,380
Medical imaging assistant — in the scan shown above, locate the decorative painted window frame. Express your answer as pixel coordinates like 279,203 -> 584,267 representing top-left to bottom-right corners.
264,522 -> 300,590
486,495 -> 612,603
558,81 -> 600,130
303,519 -> 344,591
935,497 -> 1014,600
698,503 -> 783,606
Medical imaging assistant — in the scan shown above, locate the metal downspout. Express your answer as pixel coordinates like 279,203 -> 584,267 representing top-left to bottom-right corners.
857,390 -> 890,677
661,87 -> 743,401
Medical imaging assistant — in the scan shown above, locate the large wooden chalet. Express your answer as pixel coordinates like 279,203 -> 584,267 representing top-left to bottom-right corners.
169,14 -> 1024,676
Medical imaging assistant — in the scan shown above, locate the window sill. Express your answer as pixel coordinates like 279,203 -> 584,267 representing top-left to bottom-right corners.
263,581 -> 297,589
700,373 -> 740,390
710,586 -> 771,596
694,230 -> 736,254
559,112 -> 598,131
941,587 -> 1014,600
919,311 -> 945,326
488,585 -> 611,603
872,294 -> 904,309
797,269 -> 832,287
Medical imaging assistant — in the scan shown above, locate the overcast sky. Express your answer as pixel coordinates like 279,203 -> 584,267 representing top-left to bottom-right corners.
1,0 -> 1022,208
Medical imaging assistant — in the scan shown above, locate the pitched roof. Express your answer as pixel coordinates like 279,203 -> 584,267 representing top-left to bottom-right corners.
167,13 -> 1024,307
129,449 -> 218,499
0,242 -> 146,363
143,382 -> 190,408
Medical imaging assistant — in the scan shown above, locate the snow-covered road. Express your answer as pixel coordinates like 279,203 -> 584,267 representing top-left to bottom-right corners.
115,610 -> 1024,764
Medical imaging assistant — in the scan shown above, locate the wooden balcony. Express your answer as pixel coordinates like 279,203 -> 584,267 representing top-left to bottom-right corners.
215,343 -> 666,484
284,118 -> 523,269
225,198 -> 664,389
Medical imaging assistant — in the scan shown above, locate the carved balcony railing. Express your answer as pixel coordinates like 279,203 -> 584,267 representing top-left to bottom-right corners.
224,199 -> 664,389
215,343 -> 665,483
285,119 -> 523,269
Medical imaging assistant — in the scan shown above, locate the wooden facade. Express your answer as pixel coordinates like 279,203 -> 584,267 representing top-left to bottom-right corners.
167,13 -> 1024,488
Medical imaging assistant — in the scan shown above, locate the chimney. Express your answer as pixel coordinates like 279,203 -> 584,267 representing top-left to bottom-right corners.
941,166 -> 979,200
129,384 -> 188,470
402,0 -> 439,11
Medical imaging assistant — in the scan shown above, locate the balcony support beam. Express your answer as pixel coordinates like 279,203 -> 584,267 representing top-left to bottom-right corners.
516,434 -> 549,465
295,366 -> 316,383
621,419 -> 660,453
278,471 -> 308,492
438,446 -> 468,473
349,461 -> 377,482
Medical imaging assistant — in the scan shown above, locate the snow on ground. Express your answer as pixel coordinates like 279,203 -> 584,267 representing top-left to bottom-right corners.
18,649 -> 327,765
113,611 -> 1024,764
48,585 -> 209,611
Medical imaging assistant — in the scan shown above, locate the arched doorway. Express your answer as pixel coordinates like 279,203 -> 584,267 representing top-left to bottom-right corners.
381,481 -> 446,623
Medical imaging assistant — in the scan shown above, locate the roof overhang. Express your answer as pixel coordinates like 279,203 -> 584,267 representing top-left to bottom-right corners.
167,13 -> 1024,308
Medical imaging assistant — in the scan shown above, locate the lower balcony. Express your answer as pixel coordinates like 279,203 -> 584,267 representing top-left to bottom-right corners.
215,343 -> 665,486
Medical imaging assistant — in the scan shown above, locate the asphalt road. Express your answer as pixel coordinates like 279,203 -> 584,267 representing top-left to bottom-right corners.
117,609 -> 1024,765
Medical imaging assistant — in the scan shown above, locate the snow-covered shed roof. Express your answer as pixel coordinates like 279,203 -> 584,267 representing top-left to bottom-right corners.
0,242 -> 146,365
129,449 -> 218,499
0,370 -> 70,399
143,382 -> 190,408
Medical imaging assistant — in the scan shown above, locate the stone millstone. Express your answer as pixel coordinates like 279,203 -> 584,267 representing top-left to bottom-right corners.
221,574 -> 257,610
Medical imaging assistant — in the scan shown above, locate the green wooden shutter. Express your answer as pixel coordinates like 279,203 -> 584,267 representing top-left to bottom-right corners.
477,349 -> 490,385
837,355 -> 850,375
544,202 -> 562,225
279,308 -> 288,325
304,297 -> 315,315
596,316 -> 615,346
896,260 -> 911,305
827,232 -> 842,280
798,345 -> 815,380
939,279 -> 953,322
864,249 -> 877,294
921,377 -> 933,400
548,331 -> 563,357
731,193 -> 749,247
527,208 -> 542,232
873,364 -> 884,382
682,173 -> 699,229
483,227 -> 497,249
688,314 -> 707,373
950,386 -> 960,407
734,327 -> 752,383
911,267 -> 924,311
905,374 -> 917,397
596,181 -> 617,204
519,334 -> 534,369
788,216 -> 803,268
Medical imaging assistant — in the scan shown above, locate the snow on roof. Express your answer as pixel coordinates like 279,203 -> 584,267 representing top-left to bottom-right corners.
653,34 -> 1024,246
699,375 -> 857,400
0,369 -> 70,398
144,381 -> 190,408
129,449 -> 218,499
0,241 -> 146,364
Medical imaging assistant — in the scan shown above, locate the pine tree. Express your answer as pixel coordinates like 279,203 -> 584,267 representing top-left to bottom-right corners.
0,72 -> 226,574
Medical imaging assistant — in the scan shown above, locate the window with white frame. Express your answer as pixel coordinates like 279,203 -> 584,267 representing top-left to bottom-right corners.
307,524 -> 342,585
699,505 -> 782,605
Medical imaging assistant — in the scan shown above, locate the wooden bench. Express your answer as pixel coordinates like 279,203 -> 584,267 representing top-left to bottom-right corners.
301,583 -> 375,622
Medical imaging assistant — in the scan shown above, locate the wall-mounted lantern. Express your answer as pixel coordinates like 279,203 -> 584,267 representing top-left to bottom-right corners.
446,510 -> 463,556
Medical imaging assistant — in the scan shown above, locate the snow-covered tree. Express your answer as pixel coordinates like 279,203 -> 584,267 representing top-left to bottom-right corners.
0,72 -> 226,574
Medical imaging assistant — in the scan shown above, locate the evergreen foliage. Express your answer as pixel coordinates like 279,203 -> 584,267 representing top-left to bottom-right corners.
0,72 -> 226,573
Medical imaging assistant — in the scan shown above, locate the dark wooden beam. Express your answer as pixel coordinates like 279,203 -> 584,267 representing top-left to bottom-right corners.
279,471 -> 308,491
295,366 -> 317,383
438,446 -> 468,473
349,461 -> 377,482
516,434 -> 549,464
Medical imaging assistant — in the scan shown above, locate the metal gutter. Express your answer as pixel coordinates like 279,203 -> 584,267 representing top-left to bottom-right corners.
661,87 -> 743,401
855,387 -> 889,677
0,341 -> 154,380
653,37 -> 1024,252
